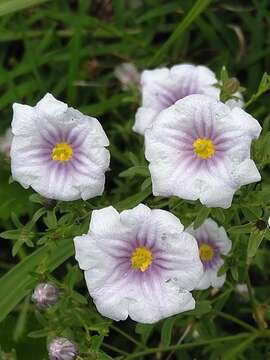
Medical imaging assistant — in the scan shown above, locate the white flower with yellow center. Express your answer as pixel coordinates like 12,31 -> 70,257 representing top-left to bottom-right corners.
10,93 -> 110,201
133,64 -> 218,135
145,94 -> 261,208
74,204 -> 203,324
133,64 -> 243,135
187,218 -> 232,289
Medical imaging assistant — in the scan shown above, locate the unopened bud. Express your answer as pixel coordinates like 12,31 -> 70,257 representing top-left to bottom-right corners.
255,219 -> 267,231
32,283 -> 59,309
224,77 -> 240,94
114,63 -> 140,90
48,338 -> 78,360
0,351 -> 16,360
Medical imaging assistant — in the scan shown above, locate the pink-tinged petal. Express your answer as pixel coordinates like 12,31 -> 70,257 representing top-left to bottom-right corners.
74,204 -> 202,323
187,218 -> 231,290
145,94 -> 261,208
10,94 -> 110,201
134,64 -> 220,135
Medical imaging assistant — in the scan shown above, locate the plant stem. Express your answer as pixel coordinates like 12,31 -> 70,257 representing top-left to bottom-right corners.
214,311 -> 257,333
125,333 -> 250,359
111,325 -> 143,348
165,322 -> 193,360
246,270 -> 264,329
102,343 -> 128,356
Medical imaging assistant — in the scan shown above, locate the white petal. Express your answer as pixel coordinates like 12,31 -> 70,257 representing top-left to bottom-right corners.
35,93 -> 68,117
12,103 -> 37,136
90,206 -> 122,235
81,116 -> 110,147
133,107 -> 158,135
128,284 -> 195,324
195,270 -> 212,290
226,91 -> 244,109
74,234 -> 95,270
120,203 -> 151,225
230,107 -> 262,137
210,272 -> 226,288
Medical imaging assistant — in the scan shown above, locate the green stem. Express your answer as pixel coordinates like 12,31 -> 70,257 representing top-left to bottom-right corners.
125,333 -> 250,359
246,270 -> 264,330
102,343 -> 128,356
111,325 -> 143,348
214,311 -> 257,333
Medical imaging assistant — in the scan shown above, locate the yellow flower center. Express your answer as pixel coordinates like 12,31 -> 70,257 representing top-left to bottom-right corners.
199,243 -> 215,262
51,143 -> 73,162
131,247 -> 153,272
193,138 -> 215,159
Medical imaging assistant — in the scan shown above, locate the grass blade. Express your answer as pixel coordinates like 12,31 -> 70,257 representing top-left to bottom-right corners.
0,238 -> 74,322
0,0 -> 50,17
148,0 -> 213,66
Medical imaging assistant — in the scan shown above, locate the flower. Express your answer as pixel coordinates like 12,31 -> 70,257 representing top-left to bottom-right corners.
187,218 -> 231,289
114,63 -> 140,90
32,283 -> 59,309
145,94 -> 261,208
0,127 -> 13,157
74,204 -> 203,324
133,64 -> 220,135
10,93 -> 110,201
48,338 -> 78,360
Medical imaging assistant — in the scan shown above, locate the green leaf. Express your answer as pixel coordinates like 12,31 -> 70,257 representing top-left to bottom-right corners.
136,3 -> 182,23
44,210 -> 58,229
160,317 -> 177,346
114,186 -> 152,211
13,295 -> 30,341
211,208 -> 225,223
28,329 -> 48,338
119,166 -> 149,179
135,323 -> 154,345
0,238 -> 74,322
0,0 -> 50,17
246,72 -> 270,107
186,300 -> 212,317
247,230 -> 265,258
193,206 -> 211,229
223,333 -> 258,360
228,223 -> 253,234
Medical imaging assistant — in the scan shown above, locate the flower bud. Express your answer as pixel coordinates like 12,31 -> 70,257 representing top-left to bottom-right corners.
114,63 -> 140,90
0,127 -> 13,157
0,351 -> 16,360
255,219 -> 267,231
48,338 -> 78,360
32,283 -> 59,309
224,77 -> 240,94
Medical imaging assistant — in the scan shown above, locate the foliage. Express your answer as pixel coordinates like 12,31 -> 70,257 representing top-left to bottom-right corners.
1,0 -> 270,359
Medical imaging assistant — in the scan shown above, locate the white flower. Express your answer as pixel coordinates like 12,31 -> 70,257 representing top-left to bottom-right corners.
133,64 -> 220,135
74,204 -> 203,324
145,94 -> 261,208
187,218 -> 231,290
133,64 -> 244,135
0,127 -> 13,157
10,93 -> 110,201
114,63 -> 140,90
